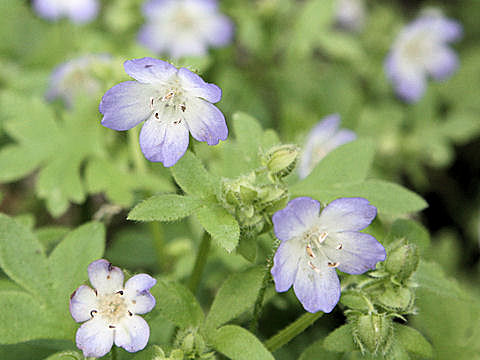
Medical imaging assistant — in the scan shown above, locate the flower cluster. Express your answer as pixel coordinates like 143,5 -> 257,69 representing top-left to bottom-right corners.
138,0 -> 234,59
271,197 -> 386,313
385,11 -> 462,103
99,57 -> 228,167
33,0 -> 99,23
70,259 -> 156,358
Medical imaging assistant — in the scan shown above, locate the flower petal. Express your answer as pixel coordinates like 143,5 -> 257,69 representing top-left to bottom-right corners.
183,98 -> 227,145
203,14 -> 234,47
33,0 -> 62,20
318,198 -> 377,232
293,258 -> 340,313
124,57 -> 177,84
76,317 -> 114,358
100,81 -> 154,131
70,285 -> 98,323
271,239 -> 304,292
114,315 -> 150,353
65,0 -> 99,23
385,53 -> 426,103
178,67 -> 222,103
273,197 -> 320,242
139,116 -> 189,166
426,47 -> 459,81
88,259 -> 124,295
124,274 -> 157,314
324,232 -> 386,275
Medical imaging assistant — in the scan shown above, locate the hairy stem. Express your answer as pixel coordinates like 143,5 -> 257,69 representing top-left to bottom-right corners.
264,311 -> 324,352
149,221 -> 165,272
128,125 -> 146,174
187,232 -> 211,294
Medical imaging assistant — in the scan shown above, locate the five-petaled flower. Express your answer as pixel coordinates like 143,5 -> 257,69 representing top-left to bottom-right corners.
138,0 -> 234,59
298,114 -> 356,179
99,57 -> 228,167
70,259 -> 156,358
33,0 -> 99,24
271,197 -> 386,313
385,11 -> 462,103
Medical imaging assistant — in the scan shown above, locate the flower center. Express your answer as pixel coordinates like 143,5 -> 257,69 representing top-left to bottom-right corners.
303,228 -> 343,272
402,33 -> 435,65
95,291 -> 130,325
150,87 -> 187,124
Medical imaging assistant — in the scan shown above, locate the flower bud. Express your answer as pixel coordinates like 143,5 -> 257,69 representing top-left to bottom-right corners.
264,144 -> 299,179
377,285 -> 415,313
353,313 -> 393,355
385,239 -> 419,281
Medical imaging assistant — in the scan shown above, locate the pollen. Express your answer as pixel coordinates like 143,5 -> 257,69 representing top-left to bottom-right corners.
97,292 -> 129,324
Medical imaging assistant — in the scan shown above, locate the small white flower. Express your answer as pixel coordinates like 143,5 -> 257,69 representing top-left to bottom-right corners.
335,0 -> 366,32
70,259 -> 156,358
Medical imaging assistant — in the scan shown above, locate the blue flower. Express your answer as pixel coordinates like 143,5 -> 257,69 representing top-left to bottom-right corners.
70,260 -> 156,358
33,0 -> 99,23
138,0 -> 234,59
99,57 -> 228,167
385,11 -> 462,103
271,197 -> 386,313
46,55 -> 111,108
298,114 -> 356,179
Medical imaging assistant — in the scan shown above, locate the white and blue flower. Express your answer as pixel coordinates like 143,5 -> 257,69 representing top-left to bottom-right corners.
33,0 -> 99,23
271,197 -> 386,313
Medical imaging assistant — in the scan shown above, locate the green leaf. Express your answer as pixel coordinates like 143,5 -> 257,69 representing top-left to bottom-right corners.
171,151 -> 216,198
394,324 -> 433,358
48,222 -> 105,306
0,291 -> 64,344
323,324 -> 356,353
85,157 -> 174,208
0,214 -> 50,300
210,325 -> 274,360
150,280 -> 204,329
291,139 -> 375,194
299,339 -> 343,360
236,231 -> 257,263
205,266 -> 264,331
36,226 -> 70,255
128,194 -> 203,222
412,261 -> 466,300
389,219 -> 430,254
232,112 -> 264,169
43,350 -> 83,360
194,204 -> 240,252
131,345 -> 166,360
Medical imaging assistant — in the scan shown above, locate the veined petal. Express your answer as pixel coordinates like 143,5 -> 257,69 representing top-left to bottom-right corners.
76,317 -> 113,358
100,81 -> 154,131
139,116 -> 189,167
426,47 -> 459,81
178,67 -> 222,103
273,197 -> 320,241
318,198 -> 377,232
124,274 -> 157,314
324,232 -> 386,275
183,98 -> 227,145
124,57 -> 177,84
271,239 -> 304,292
293,258 -> 340,313
88,259 -> 124,295
70,285 -> 98,323
114,315 -> 150,353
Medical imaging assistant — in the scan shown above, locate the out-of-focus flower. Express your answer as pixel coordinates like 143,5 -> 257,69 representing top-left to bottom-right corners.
335,0 -> 366,32
46,55 -> 111,108
70,259 -> 156,358
271,197 -> 386,313
99,57 -> 227,167
32,0 -> 99,24
385,11 -> 462,103
138,0 -> 234,59
298,114 -> 356,179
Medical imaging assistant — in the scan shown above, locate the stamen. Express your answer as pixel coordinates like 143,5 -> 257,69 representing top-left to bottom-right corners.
109,325 -> 115,329
179,104 -> 186,112
150,97 -> 155,109
107,262 -> 113,271
163,91 -> 175,101
306,244 -> 316,259
154,112 -> 159,119
128,311 -> 133,316
173,119 -> 182,125
336,244 -> 343,250
90,310 -> 98,318
319,232 -> 328,242
328,262 -> 339,268
308,261 -> 321,273
116,290 -> 123,295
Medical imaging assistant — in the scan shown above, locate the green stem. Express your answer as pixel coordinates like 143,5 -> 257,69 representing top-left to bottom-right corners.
111,346 -> 117,360
149,221 -> 165,272
128,125 -> 147,174
187,232 -> 211,294
264,311 -> 324,352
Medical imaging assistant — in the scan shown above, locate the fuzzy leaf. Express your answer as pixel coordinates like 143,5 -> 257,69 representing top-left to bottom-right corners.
205,266 -> 264,331
323,324 -> 356,353
413,261 -> 466,300
394,324 -> 433,358
210,325 -> 274,360
150,280 -> 204,329
390,219 -> 430,254
43,350 -> 83,360
232,112 -> 264,169
171,151 -> 216,198
194,204 -> 240,252
128,194 -> 203,222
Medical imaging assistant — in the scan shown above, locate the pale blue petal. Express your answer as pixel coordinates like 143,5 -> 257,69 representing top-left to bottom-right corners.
124,274 -> 157,315
318,198 -> 376,232
70,285 -> 97,323
178,67 -> 222,103
76,317 -> 113,358
183,98 -> 227,145
115,315 -> 150,353
123,57 -> 177,84
426,47 -> 459,81
271,239 -> 304,292
273,197 -> 320,242
88,259 -> 124,295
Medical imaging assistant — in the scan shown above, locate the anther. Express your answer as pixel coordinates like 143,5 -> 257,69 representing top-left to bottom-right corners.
150,97 -> 155,109
319,232 -> 328,242
94,289 -> 98,296
308,261 -> 321,273
173,119 -> 182,125
163,91 -> 175,100
336,244 -> 343,250
116,290 -> 124,295
306,245 -> 316,259
128,311 -> 133,317
109,325 -> 115,329
107,262 -> 113,271
328,262 -> 339,268
180,104 -> 186,112
90,310 -> 98,318
154,112 -> 159,119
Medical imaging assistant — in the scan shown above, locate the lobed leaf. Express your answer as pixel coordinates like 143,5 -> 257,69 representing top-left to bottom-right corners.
412,261 -> 466,300
171,151 -> 216,198
323,324 -> 356,353
128,194 -> 203,222
394,324 -> 433,358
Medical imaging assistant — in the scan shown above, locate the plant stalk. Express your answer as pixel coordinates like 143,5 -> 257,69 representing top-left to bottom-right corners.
128,125 -> 147,174
187,232 -> 211,294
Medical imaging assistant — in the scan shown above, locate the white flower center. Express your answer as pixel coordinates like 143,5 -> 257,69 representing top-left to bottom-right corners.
150,85 -> 188,125
93,291 -> 131,326
303,227 -> 343,272
400,32 -> 435,66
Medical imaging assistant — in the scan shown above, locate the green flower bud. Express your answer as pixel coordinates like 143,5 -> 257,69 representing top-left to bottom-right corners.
264,144 -> 299,179
377,285 -> 415,313
353,313 -> 393,355
385,239 -> 419,281
168,349 -> 184,360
